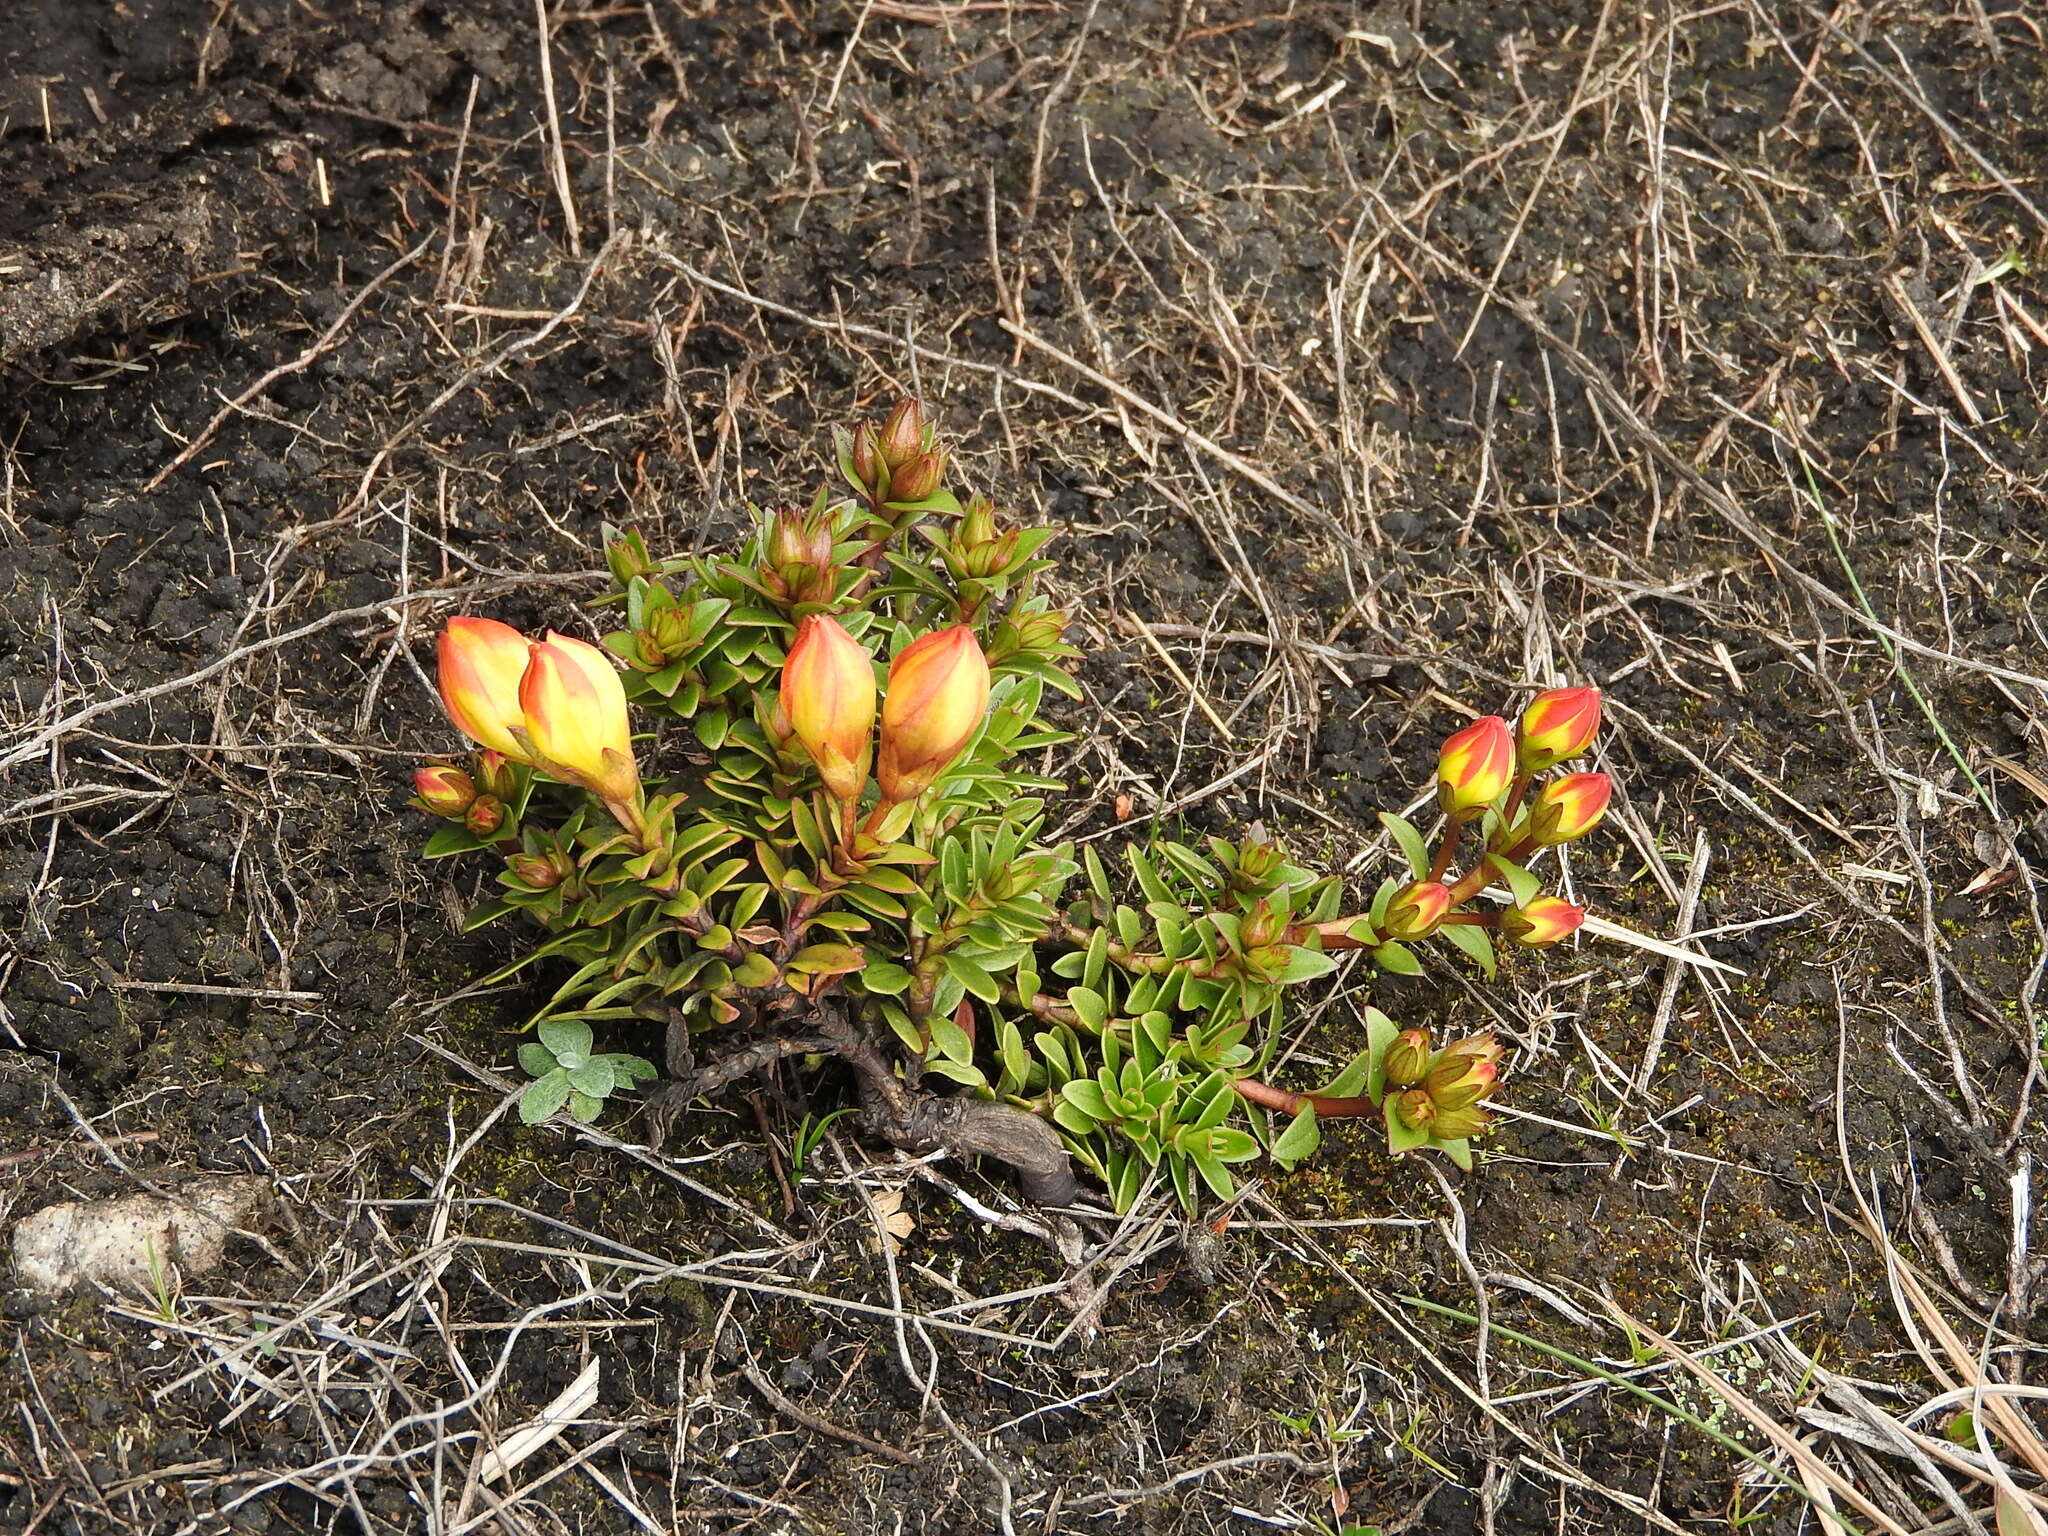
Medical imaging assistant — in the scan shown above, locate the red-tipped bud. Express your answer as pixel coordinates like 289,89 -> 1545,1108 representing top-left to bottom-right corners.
1439,1033 -> 1503,1067
1437,715 -> 1515,813
1392,1088 -> 1436,1132
1427,1103 -> 1492,1140
413,764 -> 476,818
781,614 -> 877,802
767,506 -> 835,572
465,795 -> 507,836
1425,1055 -> 1498,1111
888,451 -> 945,503
877,625 -> 991,803
519,632 -> 639,803
1382,880 -> 1453,941
850,422 -> 881,488
877,399 -> 925,469
1500,895 -> 1586,947
507,852 -> 562,890
474,750 -> 519,801
1382,1028 -> 1433,1089
438,616 -> 537,763
1525,772 -> 1611,846
1517,687 -> 1602,771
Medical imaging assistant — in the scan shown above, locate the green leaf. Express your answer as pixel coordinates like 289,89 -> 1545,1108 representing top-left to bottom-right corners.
1379,812 -> 1432,879
929,1015 -> 975,1066
1190,1150 -> 1238,1202
1053,1100 -> 1100,1138
1387,1111 -> 1431,1155
568,1091 -> 605,1123
1364,1008 -> 1399,1101
941,952 -> 1001,1003
1061,1079 -> 1113,1123
1270,1105 -> 1321,1169
567,1059 -> 616,1098
788,943 -> 865,975
1066,986 -> 1109,1032
1489,854 -> 1542,907
519,1071 -> 571,1124
537,1019 -> 594,1060
1372,942 -> 1424,976
517,1043 -> 557,1078
693,710 -> 729,751
1439,922 -> 1497,978
861,961 -> 912,995
1272,946 -> 1338,984
1317,1048 -> 1375,1100
423,823 -> 485,858
1436,1137 -> 1474,1172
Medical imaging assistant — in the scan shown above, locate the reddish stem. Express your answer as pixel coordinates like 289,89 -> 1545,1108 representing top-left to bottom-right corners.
1424,809 -> 1467,885
1230,1076 -> 1383,1120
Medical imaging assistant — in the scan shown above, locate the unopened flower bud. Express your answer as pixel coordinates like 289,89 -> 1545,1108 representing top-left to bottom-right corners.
1239,899 -> 1285,949
1524,772 -> 1611,847
877,399 -> 925,469
1425,1055 -> 1498,1111
1234,841 -> 1284,886
466,795 -> 507,836
887,450 -> 944,503
781,614 -> 877,802
508,852 -> 562,889
959,498 -> 998,549
1437,715 -> 1514,813
474,750 -> 519,801
604,529 -> 658,585
439,616 -> 538,764
767,506 -> 835,572
1500,895 -> 1586,947
1427,1103 -> 1491,1140
1382,1028 -> 1433,1089
1010,609 -> 1067,651
1439,1033 -> 1502,1067
1382,880 -> 1453,941
520,632 -> 640,803
413,764 -> 476,818
850,422 -> 881,489
1392,1088 -> 1436,1132
877,625 -> 990,803
1517,687 -> 1602,771
640,604 -> 692,667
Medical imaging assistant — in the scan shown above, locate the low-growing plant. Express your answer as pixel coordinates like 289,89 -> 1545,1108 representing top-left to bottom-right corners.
412,400 -> 1617,1209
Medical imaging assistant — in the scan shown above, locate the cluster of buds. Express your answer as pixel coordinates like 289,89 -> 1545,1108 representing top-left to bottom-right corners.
1423,687 -> 1608,945
780,614 -> 992,813
434,616 -> 640,817
413,746 -> 525,839
1382,1029 -> 1502,1143
848,399 -> 946,508
757,500 -> 842,610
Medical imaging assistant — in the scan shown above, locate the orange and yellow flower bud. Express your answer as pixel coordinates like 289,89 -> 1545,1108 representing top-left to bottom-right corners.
1437,715 -> 1515,813
507,851 -> 563,890
465,795 -> 507,836
781,614 -> 877,802
438,616 -> 536,762
1382,880 -> 1453,941
1382,1028 -> 1433,1088
1500,895 -> 1586,947
877,625 -> 990,803
519,632 -> 639,803
413,764 -> 476,818
1525,772 -> 1611,846
1516,686 -> 1601,771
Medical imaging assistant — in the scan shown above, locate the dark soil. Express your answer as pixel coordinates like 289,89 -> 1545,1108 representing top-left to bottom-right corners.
3,2 -> 2047,1533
